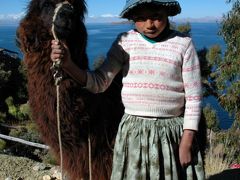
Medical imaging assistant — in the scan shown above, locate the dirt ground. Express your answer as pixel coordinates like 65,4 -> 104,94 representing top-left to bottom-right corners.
0,154 -> 59,180
1,153 -> 240,180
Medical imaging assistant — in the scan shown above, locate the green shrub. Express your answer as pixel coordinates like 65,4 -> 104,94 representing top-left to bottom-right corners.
10,127 -> 27,138
42,151 -> 58,165
18,103 -> 31,121
5,97 -> 31,122
0,112 -> 6,123
203,104 -> 220,132
9,121 -> 40,143
0,139 -> 6,150
5,96 -> 18,118
177,22 -> 191,35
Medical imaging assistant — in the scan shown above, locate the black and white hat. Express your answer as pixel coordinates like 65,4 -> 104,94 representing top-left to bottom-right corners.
120,0 -> 181,18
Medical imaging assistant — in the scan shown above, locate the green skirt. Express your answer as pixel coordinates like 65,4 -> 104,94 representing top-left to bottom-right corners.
110,114 -> 205,180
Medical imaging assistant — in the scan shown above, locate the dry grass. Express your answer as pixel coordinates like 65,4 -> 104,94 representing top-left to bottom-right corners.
204,144 -> 235,178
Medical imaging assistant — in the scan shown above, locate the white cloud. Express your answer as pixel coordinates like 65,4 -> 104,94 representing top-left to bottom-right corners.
0,12 -> 25,21
100,14 -> 119,18
85,13 -> 122,23
88,15 -> 96,18
86,15 -> 122,23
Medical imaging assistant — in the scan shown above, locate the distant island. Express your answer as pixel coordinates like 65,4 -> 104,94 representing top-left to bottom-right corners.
109,16 -> 222,25
175,16 -> 222,23
0,16 -> 223,26
111,20 -> 132,25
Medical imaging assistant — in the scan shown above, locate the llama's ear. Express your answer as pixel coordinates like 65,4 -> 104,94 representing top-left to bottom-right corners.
71,0 -> 87,20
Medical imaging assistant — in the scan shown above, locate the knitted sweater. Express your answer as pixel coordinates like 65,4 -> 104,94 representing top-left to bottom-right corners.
86,29 -> 202,131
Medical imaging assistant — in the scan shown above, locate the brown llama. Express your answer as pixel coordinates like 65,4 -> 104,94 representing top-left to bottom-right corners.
16,0 -> 124,179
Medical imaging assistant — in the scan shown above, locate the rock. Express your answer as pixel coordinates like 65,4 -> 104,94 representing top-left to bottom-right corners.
33,163 -> 47,171
52,171 -> 62,179
50,166 -> 62,179
50,166 -> 60,173
42,175 -> 52,180
16,178 -> 23,180
5,177 -> 13,180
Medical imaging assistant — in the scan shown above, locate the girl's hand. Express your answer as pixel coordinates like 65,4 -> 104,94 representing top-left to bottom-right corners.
50,40 -> 72,70
179,130 -> 195,168
51,40 -> 64,61
50,40 -> 87,86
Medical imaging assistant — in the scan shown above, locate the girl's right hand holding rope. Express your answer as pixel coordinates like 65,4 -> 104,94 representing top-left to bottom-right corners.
50,40 -> 87,86
51,40 -> 72,70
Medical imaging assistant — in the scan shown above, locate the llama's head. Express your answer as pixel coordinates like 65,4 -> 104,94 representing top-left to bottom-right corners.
17,0 -> 87,53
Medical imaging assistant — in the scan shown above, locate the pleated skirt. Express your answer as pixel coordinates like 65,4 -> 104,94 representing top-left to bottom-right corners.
110,114 -> 205,180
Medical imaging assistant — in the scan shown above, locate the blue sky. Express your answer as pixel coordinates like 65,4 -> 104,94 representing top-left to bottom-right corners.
0,0 -> 232,23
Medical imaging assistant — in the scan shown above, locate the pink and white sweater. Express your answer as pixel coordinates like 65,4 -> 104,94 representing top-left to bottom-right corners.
86,29 -> 202,131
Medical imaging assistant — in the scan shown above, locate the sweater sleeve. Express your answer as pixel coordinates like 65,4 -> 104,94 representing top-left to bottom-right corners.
85,36 -> 127,93
182,39 -> 202,131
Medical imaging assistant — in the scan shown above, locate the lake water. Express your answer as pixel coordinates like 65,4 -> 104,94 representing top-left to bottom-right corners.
0,22 -> 233,129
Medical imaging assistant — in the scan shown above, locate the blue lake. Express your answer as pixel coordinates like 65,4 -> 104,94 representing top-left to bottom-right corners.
0,22 -> 233,129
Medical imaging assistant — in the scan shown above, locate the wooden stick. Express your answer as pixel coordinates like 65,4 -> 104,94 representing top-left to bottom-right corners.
0,134 -> 49,150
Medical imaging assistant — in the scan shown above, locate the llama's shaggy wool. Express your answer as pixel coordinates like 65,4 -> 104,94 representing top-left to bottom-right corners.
16,0 -> 124,179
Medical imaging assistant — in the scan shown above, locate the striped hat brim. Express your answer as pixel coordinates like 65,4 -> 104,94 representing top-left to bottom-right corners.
120,0 -> 181,18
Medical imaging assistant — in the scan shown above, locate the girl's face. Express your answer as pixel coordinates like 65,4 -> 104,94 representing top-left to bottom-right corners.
131,6 -> 168,39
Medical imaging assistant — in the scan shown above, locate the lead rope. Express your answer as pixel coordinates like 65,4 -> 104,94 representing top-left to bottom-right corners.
50,60 -> 64,179
51,25 -> 64,180
51,2 -> 69,180
51,2 -> 92,180
56,84 -> 63,180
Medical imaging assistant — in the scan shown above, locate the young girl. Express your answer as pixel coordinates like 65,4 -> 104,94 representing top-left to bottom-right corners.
51,0 -> 205,179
